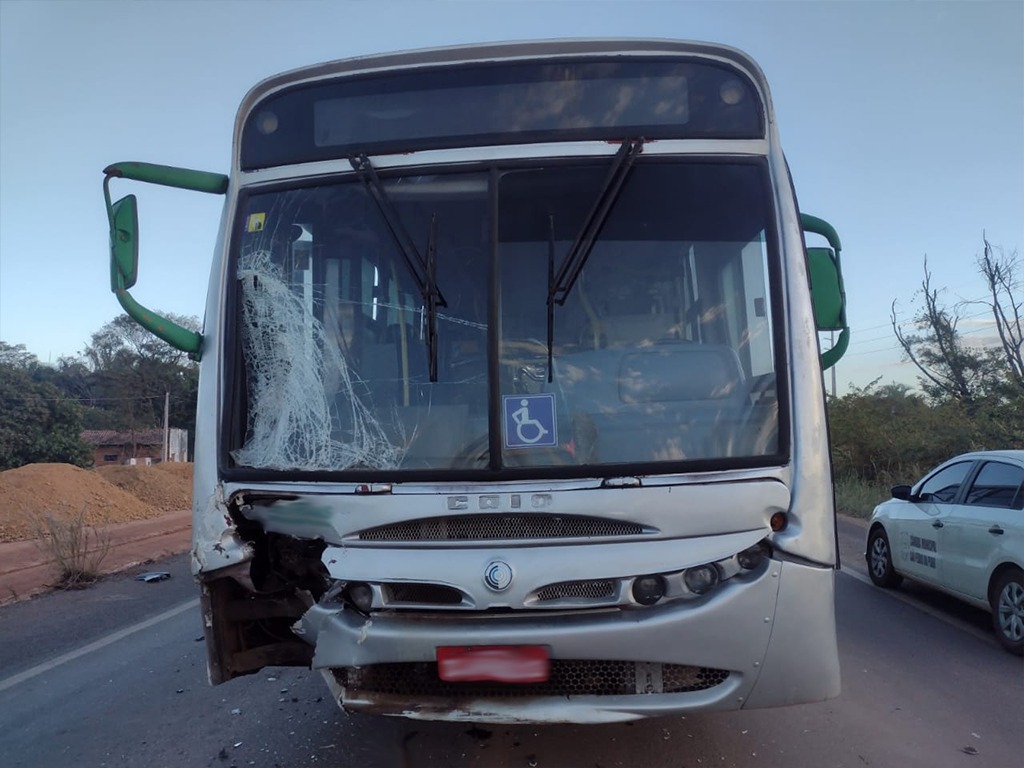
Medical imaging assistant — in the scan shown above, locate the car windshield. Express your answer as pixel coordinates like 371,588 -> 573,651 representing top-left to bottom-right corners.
229,161 -> 780,474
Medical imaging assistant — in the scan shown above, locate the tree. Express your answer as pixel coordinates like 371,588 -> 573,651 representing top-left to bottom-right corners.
84,313 -> 199,370
79,314 -> 201,452
892,238 -> 1023,409
890,258 -> 997,406
0,341 -> 38,369
976,236 -> 1023,391
0,355 -> 92,470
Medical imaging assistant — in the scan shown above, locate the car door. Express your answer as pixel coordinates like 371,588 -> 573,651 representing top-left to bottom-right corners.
940,460 -> 1024,603
897,460 -> 975,586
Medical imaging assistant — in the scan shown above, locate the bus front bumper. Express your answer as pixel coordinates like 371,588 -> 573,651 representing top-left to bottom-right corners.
293,560 -> 838,722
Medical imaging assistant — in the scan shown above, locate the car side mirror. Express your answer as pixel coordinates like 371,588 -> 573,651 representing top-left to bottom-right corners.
891,484 -> 912,501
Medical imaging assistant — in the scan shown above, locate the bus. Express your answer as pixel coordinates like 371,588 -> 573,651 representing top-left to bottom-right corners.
103,39 -> 849,723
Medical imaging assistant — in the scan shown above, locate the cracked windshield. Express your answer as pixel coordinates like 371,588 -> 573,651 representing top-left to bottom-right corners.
233,162 -> 777,472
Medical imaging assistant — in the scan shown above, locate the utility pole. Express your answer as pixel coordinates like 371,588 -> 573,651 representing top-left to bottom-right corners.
163,391 -> 170,462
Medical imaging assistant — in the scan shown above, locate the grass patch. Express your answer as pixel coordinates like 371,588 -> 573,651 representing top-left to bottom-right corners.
835,475 -> 891,519
32,505 -> 111,589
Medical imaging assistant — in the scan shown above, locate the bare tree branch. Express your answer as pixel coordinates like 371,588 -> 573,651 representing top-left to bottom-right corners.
979,234 -> 1023,387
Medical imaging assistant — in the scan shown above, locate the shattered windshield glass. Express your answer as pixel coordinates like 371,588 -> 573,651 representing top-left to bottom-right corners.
229,162 -> 779,474
232,174 -> 490,472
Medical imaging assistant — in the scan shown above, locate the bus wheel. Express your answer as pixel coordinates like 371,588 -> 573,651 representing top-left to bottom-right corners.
991,568 -> 1024,656
867,528 -> 902,589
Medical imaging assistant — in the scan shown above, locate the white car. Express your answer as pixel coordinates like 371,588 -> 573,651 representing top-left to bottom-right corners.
865,450 -> 1024,655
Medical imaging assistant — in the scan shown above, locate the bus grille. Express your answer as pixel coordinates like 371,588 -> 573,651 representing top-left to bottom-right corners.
339,661 -> 729,698
356,515 -> 649,542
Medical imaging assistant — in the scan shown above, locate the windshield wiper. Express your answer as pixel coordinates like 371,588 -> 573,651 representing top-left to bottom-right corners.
350,154 -> 446,381
548,138 -> 644,307
546,215 -> 556,382
425,214 -> 440,382
545,138 -> 643,375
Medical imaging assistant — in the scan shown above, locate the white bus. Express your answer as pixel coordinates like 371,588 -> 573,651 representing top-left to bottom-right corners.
103,39 -> 849,723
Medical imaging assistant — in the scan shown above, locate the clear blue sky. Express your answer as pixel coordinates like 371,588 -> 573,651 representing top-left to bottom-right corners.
1,0 -> 1021,394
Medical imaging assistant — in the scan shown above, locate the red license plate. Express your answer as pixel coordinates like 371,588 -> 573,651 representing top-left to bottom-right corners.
436,645 -> 550,683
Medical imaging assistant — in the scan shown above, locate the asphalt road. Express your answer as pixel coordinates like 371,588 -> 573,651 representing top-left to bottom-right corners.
1,518 -> 1021,768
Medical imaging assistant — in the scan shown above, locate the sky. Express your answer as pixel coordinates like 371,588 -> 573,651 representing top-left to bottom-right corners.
1,0 -> 1021,395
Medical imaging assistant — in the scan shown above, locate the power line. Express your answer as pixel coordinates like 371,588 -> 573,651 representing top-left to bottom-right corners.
0,393 -> 192,405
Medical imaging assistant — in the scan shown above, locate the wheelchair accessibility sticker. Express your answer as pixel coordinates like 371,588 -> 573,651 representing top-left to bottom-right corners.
503,394 -> 557,449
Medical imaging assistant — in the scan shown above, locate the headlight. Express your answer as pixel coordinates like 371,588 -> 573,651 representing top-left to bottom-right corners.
683,564 -> 720,595
737,543 -> 770,570
344,582 -> 374,612
631,574 -> 667,605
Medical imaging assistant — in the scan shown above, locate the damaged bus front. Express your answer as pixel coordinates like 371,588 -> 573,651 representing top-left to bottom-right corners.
104,39 -> 849,723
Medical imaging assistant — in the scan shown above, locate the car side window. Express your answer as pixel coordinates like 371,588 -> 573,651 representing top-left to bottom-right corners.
964,462 -> 1024,509
917,461 -> 973,503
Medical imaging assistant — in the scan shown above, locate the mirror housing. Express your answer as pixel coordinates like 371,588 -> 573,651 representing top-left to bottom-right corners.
102,162 -> 228,360
891,484 -> 912,501
807,246 -> 843,330
109,194 -> 139,291
801,213 -> 848,371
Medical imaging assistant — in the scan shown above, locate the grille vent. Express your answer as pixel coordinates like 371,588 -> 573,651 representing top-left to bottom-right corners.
536,580 -> 616,601
383,583 -> 464,605
340,661 -> 729,698
357,514 -> 648,542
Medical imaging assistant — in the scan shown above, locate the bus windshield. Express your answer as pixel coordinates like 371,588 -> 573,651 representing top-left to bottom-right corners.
231,159 -> 779,474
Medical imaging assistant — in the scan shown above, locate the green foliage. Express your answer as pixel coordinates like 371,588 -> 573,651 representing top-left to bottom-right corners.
827,381 -> 980,485
852,237 -> 1024,492
80,315 -> 200,447
828,377 -> 1023,502
1,313 -> 200,471
0,354 -> 92,471
834,474 -> 891,519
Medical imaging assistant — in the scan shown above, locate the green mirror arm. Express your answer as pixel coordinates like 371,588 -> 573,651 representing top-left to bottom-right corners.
104,161 -> 229,195
820,327 -> 849,371
114,288 -> 203,360
103,175 -> 118,246
800,213 -> 842,254
803,212 -> 849,344
103,162 -> 222,361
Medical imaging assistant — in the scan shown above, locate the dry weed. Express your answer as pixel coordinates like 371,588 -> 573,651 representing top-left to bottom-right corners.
32,505 -> 111,588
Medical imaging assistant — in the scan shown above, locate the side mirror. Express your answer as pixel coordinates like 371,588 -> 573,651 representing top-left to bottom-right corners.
807,246 -> 842,331
109,194 -> 139,291
891,485 -> 912,501
801,213 -> 848,371
102,162 -> 227,359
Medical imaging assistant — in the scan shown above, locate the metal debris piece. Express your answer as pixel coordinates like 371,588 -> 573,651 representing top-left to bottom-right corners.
136,571 -> 171,583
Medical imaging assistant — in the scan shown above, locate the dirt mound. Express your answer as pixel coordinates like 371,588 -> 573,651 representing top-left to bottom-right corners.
95,464 -> 192,513
0,463 -> 193,543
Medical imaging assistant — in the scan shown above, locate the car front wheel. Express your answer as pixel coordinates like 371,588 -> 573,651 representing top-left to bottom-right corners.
991,567 -> 1024,656
867,527 -> 903,589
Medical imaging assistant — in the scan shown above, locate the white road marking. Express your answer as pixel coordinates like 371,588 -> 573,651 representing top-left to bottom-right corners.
0,598 -> 199,693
